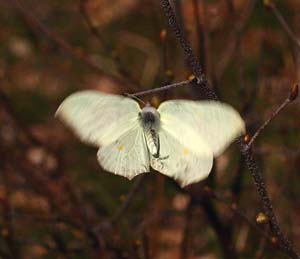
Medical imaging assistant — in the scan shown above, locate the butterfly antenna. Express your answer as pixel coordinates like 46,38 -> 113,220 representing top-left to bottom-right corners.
124,93 -> 146,105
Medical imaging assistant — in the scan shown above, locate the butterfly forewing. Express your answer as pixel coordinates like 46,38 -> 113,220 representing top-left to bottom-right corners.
56,90 -> 141,147
158,100 -> 245,156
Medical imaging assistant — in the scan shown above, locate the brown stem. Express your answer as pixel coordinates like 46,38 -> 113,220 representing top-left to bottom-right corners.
8,0 -> 136,91
248,98 -> 291,147
267,1 -> 300,50
160,0 -> 299,258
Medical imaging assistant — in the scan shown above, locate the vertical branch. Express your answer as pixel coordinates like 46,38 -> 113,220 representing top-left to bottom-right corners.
180,201 -> 194,259
161,0 -> 218,100
225,0 -> 235,15
197,197 -> 237,259
0,168 -> 20,259
192,0 -> 206,72
161,0 -> 203,79
160,0 -> 300,258
172,0 -> 185,34
215,0 -> 258,81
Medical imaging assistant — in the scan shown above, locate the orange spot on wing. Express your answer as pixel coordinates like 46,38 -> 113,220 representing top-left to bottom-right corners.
118,145 -> 124,151
183,148 -> 189,156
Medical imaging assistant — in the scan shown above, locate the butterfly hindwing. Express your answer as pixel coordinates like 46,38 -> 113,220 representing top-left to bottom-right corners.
97,122 -> 150,179
151,123 -> 213,187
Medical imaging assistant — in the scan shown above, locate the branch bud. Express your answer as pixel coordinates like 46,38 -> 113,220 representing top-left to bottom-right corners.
289,83 -> 298,102
188,74 -> 196,81
243,134 -> 251,144
160,29 -> 167,42
202,186 -> 215,198
271,236 -> 278,246
263,0 -> 271,8
256,212 -> 269,224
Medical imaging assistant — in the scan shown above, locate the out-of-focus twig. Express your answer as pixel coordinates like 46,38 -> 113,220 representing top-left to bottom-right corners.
180,201 -> 194,259
8,0 -> 135,91
109,175 -> 146,224
225,0 -> 235,15
0,169 -> 20,259
79,0 -> 139,86
264,0 -> 300,50
215,0 -> 258,81
161,0 -> 218,101
192,0 -> 208,74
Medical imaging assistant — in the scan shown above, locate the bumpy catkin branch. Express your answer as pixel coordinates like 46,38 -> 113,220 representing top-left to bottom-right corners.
158,0 -> 299,258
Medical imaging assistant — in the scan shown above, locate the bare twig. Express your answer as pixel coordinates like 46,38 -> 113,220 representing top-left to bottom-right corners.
79,0 -> 139,85
180,201 -> 194,259
109,175 -> 146,224
225,0 -> 235,15
130,79 -> 191,97
0,171 -> 20,259
192,0 -> 207,73
265,1 -> 300,50
161,0 -> 218,100
160,1 -> 300,258
172,182 -> 238,259
248,100 -> 289,147
203,187 -> 272,242
215,0 -> 258,81
8,0 -> 135,91
248,83 -> 298,147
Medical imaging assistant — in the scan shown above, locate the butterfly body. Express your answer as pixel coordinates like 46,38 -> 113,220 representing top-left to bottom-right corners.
56,90 -> 245,187
139,106 -> 161,158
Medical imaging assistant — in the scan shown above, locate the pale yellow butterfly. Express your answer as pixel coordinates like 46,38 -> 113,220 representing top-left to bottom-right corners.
56,90 -> 245,187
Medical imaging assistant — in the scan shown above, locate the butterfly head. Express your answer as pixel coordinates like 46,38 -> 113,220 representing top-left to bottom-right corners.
139,106 -> 160,130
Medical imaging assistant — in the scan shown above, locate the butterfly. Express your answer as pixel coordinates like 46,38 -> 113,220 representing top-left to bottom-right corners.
56,90 -> 245,187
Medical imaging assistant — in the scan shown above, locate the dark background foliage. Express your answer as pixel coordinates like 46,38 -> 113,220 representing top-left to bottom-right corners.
0,0 -> 299,258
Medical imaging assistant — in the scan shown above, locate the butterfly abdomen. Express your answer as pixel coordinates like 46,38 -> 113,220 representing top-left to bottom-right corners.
139,106 -> 161,157
144,129 -> 160,158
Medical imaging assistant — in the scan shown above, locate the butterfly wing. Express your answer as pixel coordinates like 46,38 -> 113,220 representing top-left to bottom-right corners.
157,100 -> 245,156
56,90 -> 150,179
56,90 -> 141,147
97,121 -> 150,179
151,119 -> 213,187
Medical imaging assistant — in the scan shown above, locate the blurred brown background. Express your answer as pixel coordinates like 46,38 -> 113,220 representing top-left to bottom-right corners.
0,0 -> 300,258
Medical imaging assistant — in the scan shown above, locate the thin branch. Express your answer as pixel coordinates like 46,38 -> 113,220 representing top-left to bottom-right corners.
0,173 -> 20,259
248,83 -> 298,147
130,79 -> 191,97
160,1 -> 299,258
180,201 -> 194,259
8,0 -> 135,91
109,175 -> 146,224
225,0 -> 235,15
266,1 -> 300,50
161,0 -> 203,79
192,0 -> 209,76
248,99 -> 289,147
215,0 -> 258,81
172,0 -> 185,36
79,0 -> 139,85
203,188 -> 272,242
